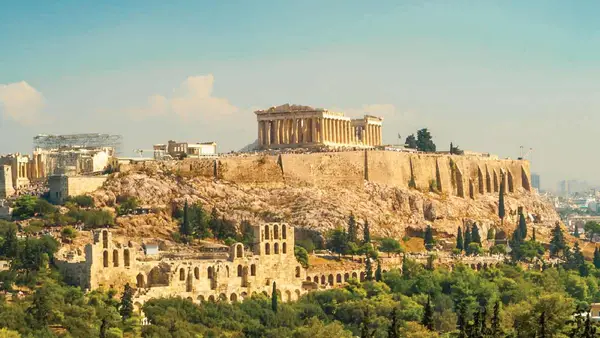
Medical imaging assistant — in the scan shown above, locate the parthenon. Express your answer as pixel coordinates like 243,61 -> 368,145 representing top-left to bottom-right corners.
255,104 -> 383,149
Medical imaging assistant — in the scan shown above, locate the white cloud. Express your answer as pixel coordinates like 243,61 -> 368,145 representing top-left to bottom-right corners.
131,74 -> 238,120
0,81 -> 45,125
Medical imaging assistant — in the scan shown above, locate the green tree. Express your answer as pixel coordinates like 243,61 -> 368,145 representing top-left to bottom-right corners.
119,284 -> 134,321
179,200 -> 192,238
405,134 -> 417,149
347,213 -> 358,243
326,227 -> 349,258
379,238 -> 403,257
365,257 -> 373,281
375,260 -> 382,282
464,224 -> 472,248
549,223 -> 566,257
363,220 -> 371,244
584,221 -> 600,241
416,128 -> 436,152
12,195 -> 38,220
61,226 -> 77,243
424,225 -> 434,251
491,301 -> 501,337
518,211 -> 527,240
498,176 -> 506,226
422,295 -> 434,330
538,311 -> 546,338
388,307 -> 400,338
294,246 -> 309,268
532,227 -> 536,241
471,223 -> 481,245
456,226 -> 464,252
574,224 -> 580,238
1,223 -> 18,258
271,282 -> 278,313
28,284 -> 52,328
593,247 -> 600,269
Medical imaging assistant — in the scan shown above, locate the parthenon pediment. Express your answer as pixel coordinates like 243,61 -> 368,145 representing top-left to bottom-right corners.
255,104 -> 325,114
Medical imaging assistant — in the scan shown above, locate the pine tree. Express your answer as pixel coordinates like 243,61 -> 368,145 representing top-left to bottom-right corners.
387,307 -> 399,338
347,213 -> 358,243
491,301 -> 501,337
583,312 -> 597,337
424,225 -> 434,251
549,222 -> 566,257
1,224 -> 18,258
593,247 -> 600,269
539,311 -> 546,338
119,283 -> 134,321
498,175 -> 506,226
375,260 -> 382,282
457,305 -> 467,338
361,308 -> 372,338
180,200 -> 192,237
456,226 -> 464,252
29,285 -> 51,328
464,224 -> 472,248
422,295 -> 434,330
365,257 -> 373,281
518,210 -> 527,240
471,223 -> 481,245
271,282 -> 278,313
574,224 -> 580,238
363,220 -> 371,244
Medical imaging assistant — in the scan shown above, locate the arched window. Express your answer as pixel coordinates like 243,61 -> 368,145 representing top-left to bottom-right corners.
274,243 -> 279,254
336,274 -> 342,283
113,249 -> 119,267
179,268 -> 185,281
236,245 -> 243,258
194,267 -> 200,280
103,250 -> 109,268
207,266 -> 213,279
274,226 -> 279,239
265,243 -> 270,255
136,273 -> 145,288
102,230 -> 108,249
282,224 -> 287,239
295,266 -> 301,278
237,264 -> 243,277
251,264 -> 256,276
282,242 -> 287,254
124,249 -> 130,267
264,225 -> 270,240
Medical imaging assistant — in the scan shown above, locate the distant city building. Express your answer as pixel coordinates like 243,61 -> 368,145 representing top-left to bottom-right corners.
531,173 -> 540,191
165,140 -> 217,158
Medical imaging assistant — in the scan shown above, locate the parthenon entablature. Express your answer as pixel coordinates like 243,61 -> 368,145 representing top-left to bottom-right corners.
255,104 -> 383,149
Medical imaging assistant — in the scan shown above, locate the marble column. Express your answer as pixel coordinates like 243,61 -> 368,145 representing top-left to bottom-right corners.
258,121 -> 263,146
335,120 -> 340,144
265,121 -> 271,146
377,125 -> 382,145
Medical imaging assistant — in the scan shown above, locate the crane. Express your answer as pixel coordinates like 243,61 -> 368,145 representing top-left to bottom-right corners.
518,146 -> 533,160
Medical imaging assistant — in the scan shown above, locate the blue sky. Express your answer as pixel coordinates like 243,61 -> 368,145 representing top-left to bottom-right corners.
1,1 -> 599,190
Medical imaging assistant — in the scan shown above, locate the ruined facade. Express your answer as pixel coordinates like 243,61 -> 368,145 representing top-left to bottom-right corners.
0,153 -> 46,198
255,104 -> 383,149
48,175 -> 108,204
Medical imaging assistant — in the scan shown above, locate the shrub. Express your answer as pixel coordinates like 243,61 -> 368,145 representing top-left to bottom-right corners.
69,195 -> 95,208
294,246 -> 309,268
296,239 -> 316,253
61,226 -> 77,242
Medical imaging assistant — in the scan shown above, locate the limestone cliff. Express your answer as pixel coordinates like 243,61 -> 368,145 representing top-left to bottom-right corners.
91,170 -> 559,244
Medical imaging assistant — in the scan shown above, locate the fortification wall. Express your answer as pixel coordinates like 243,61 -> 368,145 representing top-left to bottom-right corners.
217,155 -> 283,185
281,151 -> 364,187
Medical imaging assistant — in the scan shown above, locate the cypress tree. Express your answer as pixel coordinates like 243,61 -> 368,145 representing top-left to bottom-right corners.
574,224 -> 580,238
363,220 -> 371,244
365,257 -> 373,281
464,224 -> 472,249
426,254 -> 435,271
1,224 -> 18,258
471,223 -> 481,245
456,226 -> 464,252
593,247 -> 600,269
271,282 -> 278,313
549,222 -> 566,257
498,175 -> 506,226
518,211 -> 527,240
491,301 -> 501,337
424,225 -> 434,251
422,295 -> 434,330
119,283 -> 134,321
180,200 -> 192,237
375,260 -> 382,282
532,227 -> 537,242
387,307 -> 399,338
539,311 -> 546,338
360,308 -> 372,338
347,213 -> 358,243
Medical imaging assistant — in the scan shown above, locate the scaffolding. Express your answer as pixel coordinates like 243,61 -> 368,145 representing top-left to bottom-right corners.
33,133 -> 123,154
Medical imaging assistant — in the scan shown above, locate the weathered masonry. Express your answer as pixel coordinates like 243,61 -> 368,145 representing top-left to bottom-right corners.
255,104 -> 383,149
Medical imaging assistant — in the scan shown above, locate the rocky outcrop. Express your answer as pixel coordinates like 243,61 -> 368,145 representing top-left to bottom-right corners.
91,171 -> 559,243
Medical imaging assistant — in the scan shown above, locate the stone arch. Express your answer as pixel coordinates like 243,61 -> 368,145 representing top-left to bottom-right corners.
382,270 -> 387,274
483,263 -> 488,269
469,179 -> 475,199
236,244 -> 243,258
186,297 -> 193,302
124,249 -> 130,267
306,276 -> 311,282
265,243 -> 271,255
352,272 -> 358,279
313,276 -> 318,283
186,274 -> 193,292
219,293 -> 227,302
471,264 -> 476,270
102,230 -> 108,249
282,224 -> 287,239
264,224 -> 270,240
360,272 -> 365,281
485,167 -> 491,193
136,273 -> 145,288
241,292 -> 248,300
282,242 -> 287,254
295,289 -> 301,300
179,268 -> 185,281
478,167 -> 484,194
344,273 -> 349,281
208,295 -> 215,302
262,291 -> 269,297
237,264 -> 243,277
507,170 -> 514,193
274,225 -> 279,239
477,263 -> 482,271
295,266 -> 301,278
230,293 -> 238,302
321,275 -> 326,285
147,266 -> 169,286
336,274 -> 342,283
197,295 -> 205,302
328,274 -> 334,285
113,249 -> 119,267
521,166 -> 531,191
285,290 -> 292,302
250,264 -> 256,276
103,250 -> 109,268
493,170 -> 499,192
207,266 -> 213,279
194,267 -> 200,280
274,242 -> 279,254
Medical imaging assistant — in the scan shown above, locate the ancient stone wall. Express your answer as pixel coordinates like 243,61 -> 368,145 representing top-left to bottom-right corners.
0,165 -> 15,199
281,151 -> 364,187
49,175 -> 108,203
218,155 -> 283,185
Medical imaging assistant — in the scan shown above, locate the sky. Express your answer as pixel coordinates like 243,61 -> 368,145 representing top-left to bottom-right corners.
0,1 -> 599,190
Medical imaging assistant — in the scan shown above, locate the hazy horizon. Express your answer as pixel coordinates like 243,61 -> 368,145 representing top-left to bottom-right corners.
1,1 -> 599,190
